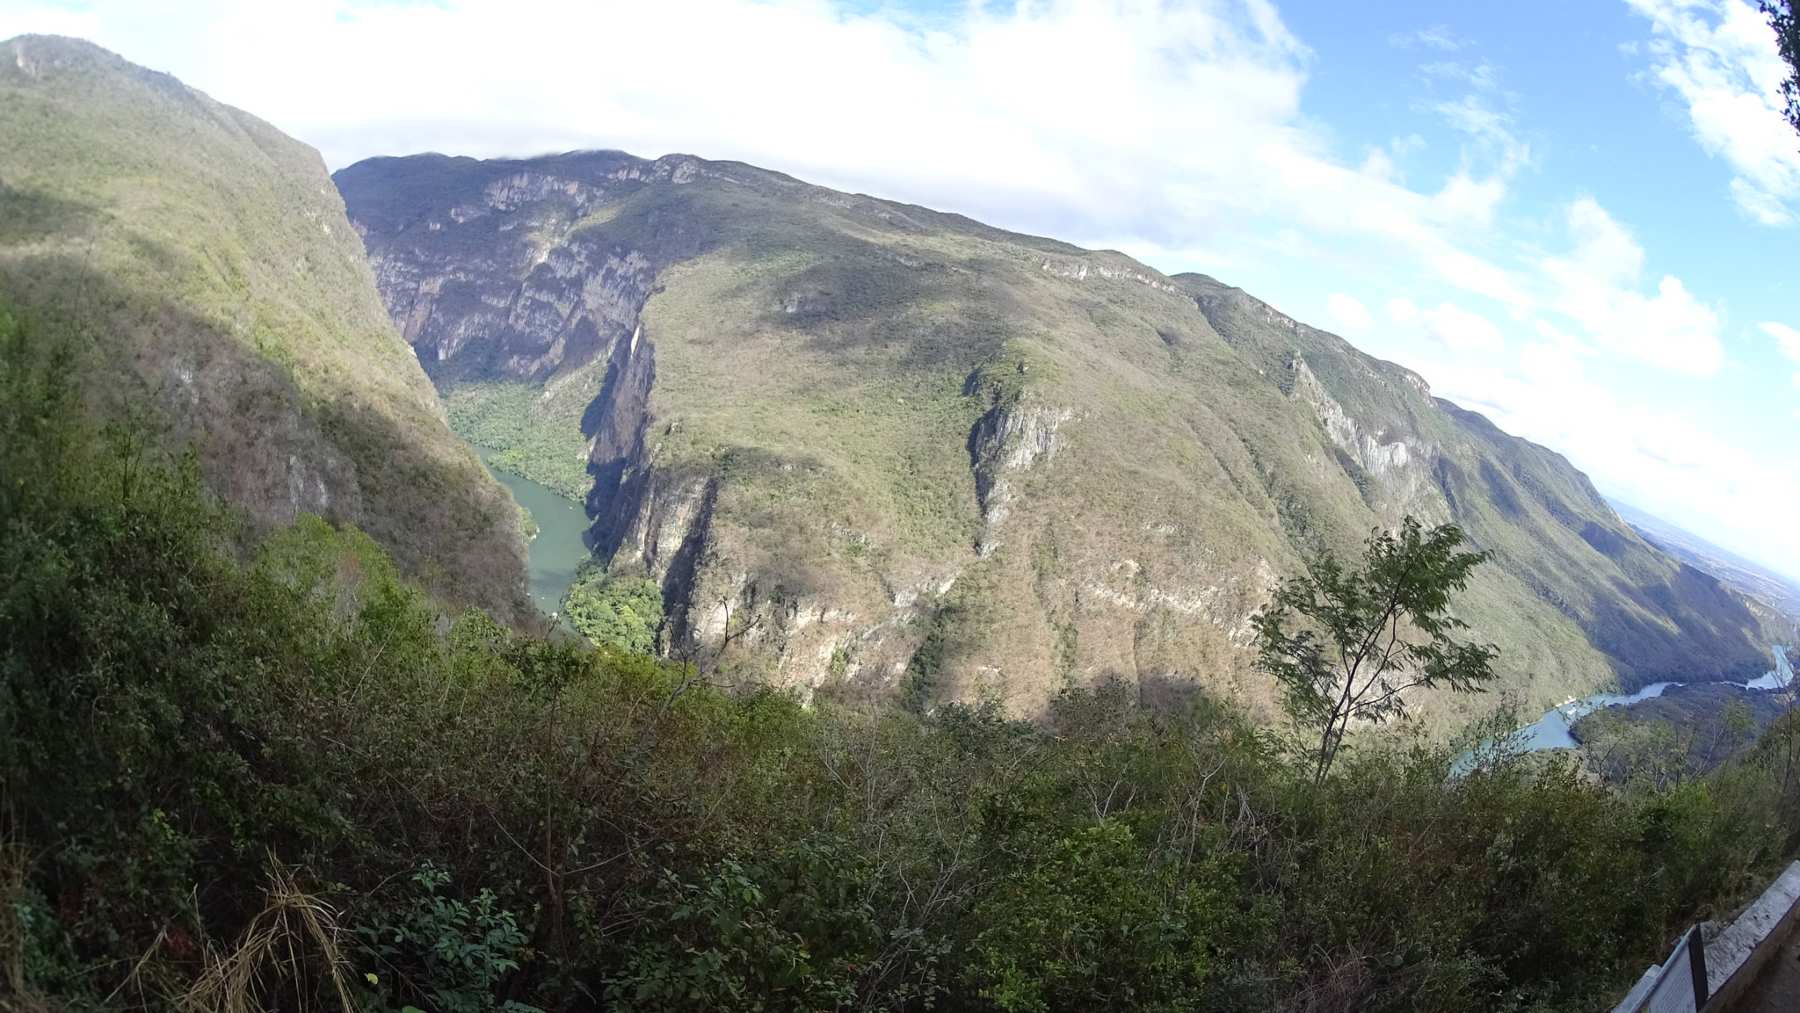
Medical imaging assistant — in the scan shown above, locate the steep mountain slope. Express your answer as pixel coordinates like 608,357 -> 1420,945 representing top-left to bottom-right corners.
1179,275 -> 1789,695
0,36 -> 528,618
336,148 -> 1782,720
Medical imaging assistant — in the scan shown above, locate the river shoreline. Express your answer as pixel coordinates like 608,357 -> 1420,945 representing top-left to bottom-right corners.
1506,645 -> 1792,755
477,447 -> 592,619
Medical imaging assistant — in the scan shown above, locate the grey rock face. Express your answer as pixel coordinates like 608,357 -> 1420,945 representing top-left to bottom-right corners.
359,206 -> 656,384
970,397 -> 1074,554
339,152 -> 732,651
585,323 -> 658,561
1289,358 -> 1444,523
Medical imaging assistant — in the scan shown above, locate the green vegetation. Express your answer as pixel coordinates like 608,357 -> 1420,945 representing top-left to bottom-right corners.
1574,684 -> 1785,784
0,35 -> 526,619
354,864 -> 537,1013
10,312 -> 1800,1013
562,563 -> 664,653
1254,518 -> 1499,781
446,380 -> 595,502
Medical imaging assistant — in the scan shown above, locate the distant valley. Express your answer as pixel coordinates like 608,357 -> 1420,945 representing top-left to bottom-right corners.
1610,497 -> 1800,626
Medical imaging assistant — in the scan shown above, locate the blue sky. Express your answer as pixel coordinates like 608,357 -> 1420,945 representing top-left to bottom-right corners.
5,0 -> 1799,578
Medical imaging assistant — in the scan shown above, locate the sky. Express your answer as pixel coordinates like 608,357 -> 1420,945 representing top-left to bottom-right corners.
5,0 -> 1799,579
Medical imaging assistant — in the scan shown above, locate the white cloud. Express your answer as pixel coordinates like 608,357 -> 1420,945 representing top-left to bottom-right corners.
1391,133 -> 1428,158
1387,297 -> 1505,354
1433,172 -> 1508,227
1764,320 -> 1800,356
1326,292 -> 1374,335
1433,94 -> 1533,177
1537,198 -> 1724,376
1625,0 -> 1800,225
1424,302 -> 1506,354
1763,321 -> 1800,386
1390,25 -> 1467,51
1401,340 -> 1800,578
1422,60 -> 1501,93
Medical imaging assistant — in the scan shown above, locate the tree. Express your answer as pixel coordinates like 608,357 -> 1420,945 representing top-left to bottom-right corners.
1252,517 -> 1498,783
1765,1 -> 1800,134
562,564 -> 664,654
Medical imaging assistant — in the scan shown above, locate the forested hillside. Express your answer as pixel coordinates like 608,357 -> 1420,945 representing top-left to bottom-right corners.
0,36 -> 528,617
338,150 -> 1782,722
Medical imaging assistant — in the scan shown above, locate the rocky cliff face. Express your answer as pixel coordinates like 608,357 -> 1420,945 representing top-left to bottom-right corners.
340,152 -> 721,388
0,37 -> 529,619
338,149 -> 1784,721
968,388 -> 1075,556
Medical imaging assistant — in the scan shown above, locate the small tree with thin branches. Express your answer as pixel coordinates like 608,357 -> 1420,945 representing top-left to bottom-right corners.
1253,516 -> 1499,783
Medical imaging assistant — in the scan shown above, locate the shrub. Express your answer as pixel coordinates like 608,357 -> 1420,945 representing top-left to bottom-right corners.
561,563 -> 664,654
353,864 -> 539,1013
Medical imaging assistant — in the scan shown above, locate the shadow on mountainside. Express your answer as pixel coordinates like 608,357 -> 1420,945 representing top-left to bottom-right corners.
0,180 -> 104,245
1587,564 -> 1772,688
0,245 -> 529,621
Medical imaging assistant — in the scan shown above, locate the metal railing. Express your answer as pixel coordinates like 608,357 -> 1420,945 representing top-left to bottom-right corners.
1613,861 -> 1800,1013
1617,924 -> 1709,1012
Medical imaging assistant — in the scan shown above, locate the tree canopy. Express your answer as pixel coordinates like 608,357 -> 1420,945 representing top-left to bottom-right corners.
561,563 -> 665,655
1252,517 -> 1498,782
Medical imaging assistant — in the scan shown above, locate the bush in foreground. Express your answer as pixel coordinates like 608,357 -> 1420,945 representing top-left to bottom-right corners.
3,310 -> 1796,1012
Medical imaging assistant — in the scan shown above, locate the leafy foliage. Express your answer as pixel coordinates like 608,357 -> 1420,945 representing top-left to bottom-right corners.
561,563 -> 663,654
606,857 -> 839,1012
1254,518 -> 1498,781
966,820 -> 1238,1012
353,864 -> 538,1013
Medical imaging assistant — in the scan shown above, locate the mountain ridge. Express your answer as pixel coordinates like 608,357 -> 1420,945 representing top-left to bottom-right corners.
0,35 -> 530,618
335,146 -> 1786,721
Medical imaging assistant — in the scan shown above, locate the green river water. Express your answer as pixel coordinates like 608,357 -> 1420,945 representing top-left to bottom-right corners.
477,448 -> 591,617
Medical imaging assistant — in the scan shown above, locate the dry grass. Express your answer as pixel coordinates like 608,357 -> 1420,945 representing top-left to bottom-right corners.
178,857 -> 357,1013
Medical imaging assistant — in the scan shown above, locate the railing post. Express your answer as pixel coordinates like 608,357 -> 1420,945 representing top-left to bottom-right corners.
1687,923 -> 1709,1009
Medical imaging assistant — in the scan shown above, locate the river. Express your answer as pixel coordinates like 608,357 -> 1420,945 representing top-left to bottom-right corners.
477,448 -> 591,617
1506,645 -> 1792,754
